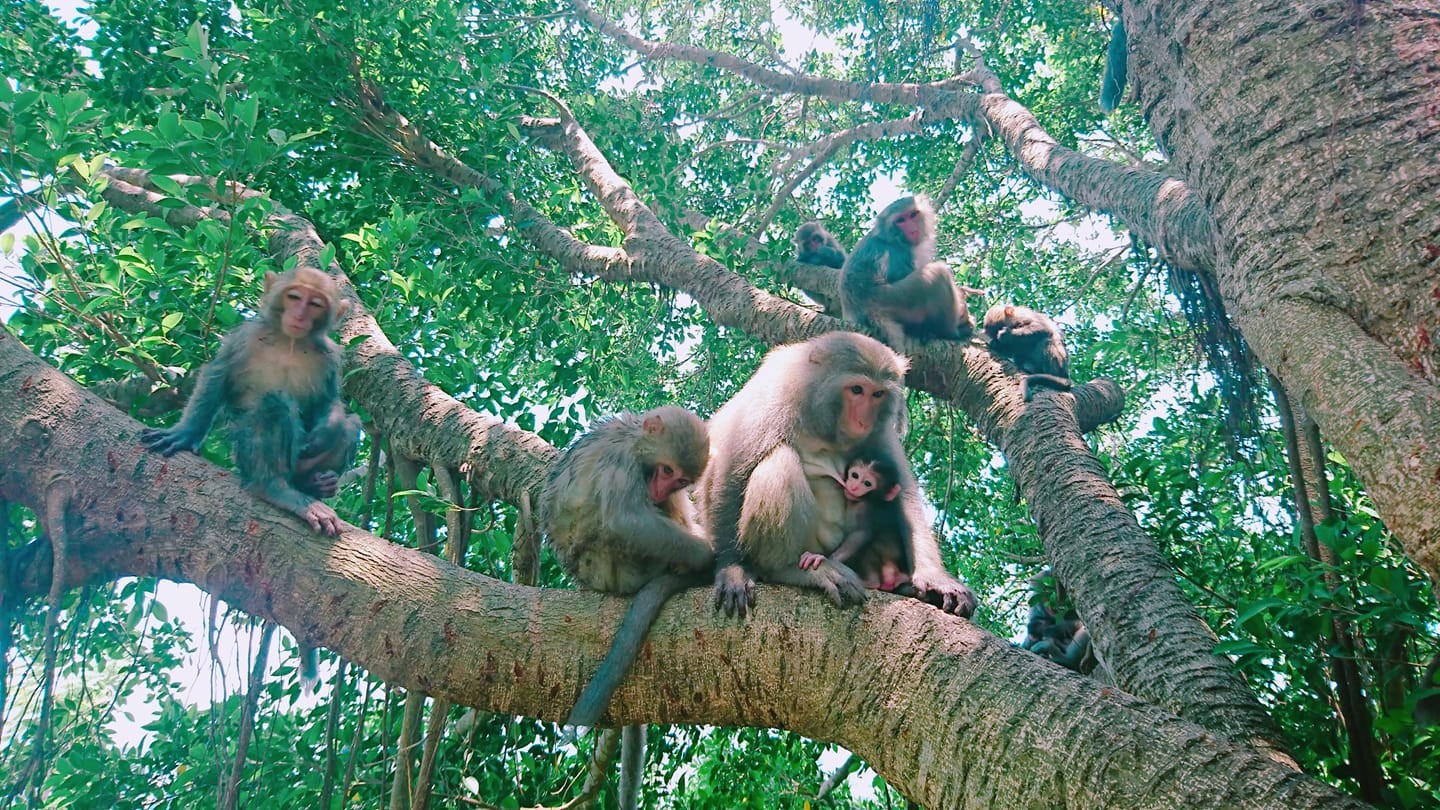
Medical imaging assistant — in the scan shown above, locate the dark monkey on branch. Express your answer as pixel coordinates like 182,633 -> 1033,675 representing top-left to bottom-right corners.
1021,571 -> 1094,674
701,331 -> 977,618
141,266 -> 360,537
839,195 -> 976,346
795,221 -> 847,268
982,303 -> 1073,401
799,439 -> 914,593
540,406 -> 712,728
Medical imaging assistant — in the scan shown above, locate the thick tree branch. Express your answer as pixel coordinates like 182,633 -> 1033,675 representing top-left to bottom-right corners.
0,331 -> 1365,808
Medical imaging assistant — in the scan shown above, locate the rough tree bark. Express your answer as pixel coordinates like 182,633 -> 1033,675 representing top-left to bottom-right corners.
1121,0 -> 1440,581
0,328 -> 1366,808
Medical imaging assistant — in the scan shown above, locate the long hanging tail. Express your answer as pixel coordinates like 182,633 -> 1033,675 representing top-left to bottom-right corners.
618,724 -> 647,810
1099,20 -> 1128,113
567,573 -> 693,727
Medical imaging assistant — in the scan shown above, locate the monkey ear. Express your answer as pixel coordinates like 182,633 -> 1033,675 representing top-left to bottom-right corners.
883,484 -> 901,501
1003,305 -> 1015,318
334,299 -> 351,322
263,270 -> 279,291
641,414 -> 666,436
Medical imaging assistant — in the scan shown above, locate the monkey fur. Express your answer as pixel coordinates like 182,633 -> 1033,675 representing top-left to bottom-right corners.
795,221 -> 847,269
840,196 -> 976,346
1099,19 -> 1129,113
982,303 -> 1073,401
541,406 -> 712,728
1023,604 -> 1093,672
141,266 -> 360,537
700,331 -> 977,618
800,439 -> 914,593
1021,571 -> 1094,674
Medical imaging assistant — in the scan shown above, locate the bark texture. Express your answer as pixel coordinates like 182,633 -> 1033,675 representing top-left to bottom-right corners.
1124,0 -> 1440,581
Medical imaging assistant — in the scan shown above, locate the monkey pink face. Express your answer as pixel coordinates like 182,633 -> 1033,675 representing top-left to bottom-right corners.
842,462 -> 882,502
648,462 -> 693,504
893,207 -> 926,244
839,379 -> 888,440
280,285 -> 332,338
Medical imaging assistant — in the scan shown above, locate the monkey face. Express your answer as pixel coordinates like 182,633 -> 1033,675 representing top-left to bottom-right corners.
839,378 -> 889,441
892,207 -> 926,244
279,284 -> 332,338
843,461 -> 882,501
648,461 -> 694,504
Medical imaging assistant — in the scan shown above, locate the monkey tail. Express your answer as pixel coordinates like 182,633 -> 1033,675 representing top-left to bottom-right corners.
1023,374 -> 1074,401
567,573 -> 696,727
619,724 -> 646,810
1099,20 -> 1128,113
299,643 -> 320,694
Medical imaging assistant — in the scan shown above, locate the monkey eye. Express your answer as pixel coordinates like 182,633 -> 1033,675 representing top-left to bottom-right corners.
660,464 -> 674,477
872,389 -> 885,399
848,384 -> 864,395
676,477 -> 692,489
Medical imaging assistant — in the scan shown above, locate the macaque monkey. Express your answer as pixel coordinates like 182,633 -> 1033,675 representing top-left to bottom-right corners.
540,406 -> 712,727
982,303 -> 1073,401
1025,605 -> 1092,672
799,443 -> 913,592
794,221 -> 847,269
701,331 -> 977,618
840,196 -> 975,346
1021,571 -> 1094,674
141,266 -> 360,536
1099,19 -> 1129,113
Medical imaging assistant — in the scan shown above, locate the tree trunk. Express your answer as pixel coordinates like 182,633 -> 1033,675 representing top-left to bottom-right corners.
1123,0 -> 1440,584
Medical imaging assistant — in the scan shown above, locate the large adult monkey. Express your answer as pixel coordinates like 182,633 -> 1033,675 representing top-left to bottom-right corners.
141,266 -> 359,536
701,332 -> 978,617
840,195 -> 976,346
540,406 -> 712,727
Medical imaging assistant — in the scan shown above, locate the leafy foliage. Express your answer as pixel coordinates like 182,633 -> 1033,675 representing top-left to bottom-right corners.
1,0 -> 1436,807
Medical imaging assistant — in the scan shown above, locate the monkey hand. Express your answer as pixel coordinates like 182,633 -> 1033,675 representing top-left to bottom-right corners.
303,470 -> 341,499
713,564 -> 755,617
140,426 -> 200,456
299,500 -> 344,536
910,570 -> 977,618
808,561 -> 868,608
798,552 -> 828,570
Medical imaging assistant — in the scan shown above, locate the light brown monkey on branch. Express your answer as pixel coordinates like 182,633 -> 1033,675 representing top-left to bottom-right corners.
701,331 -> 977,617
141,266 -> 360,537
839,195 -> 976,346
541,406 -> 712,728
